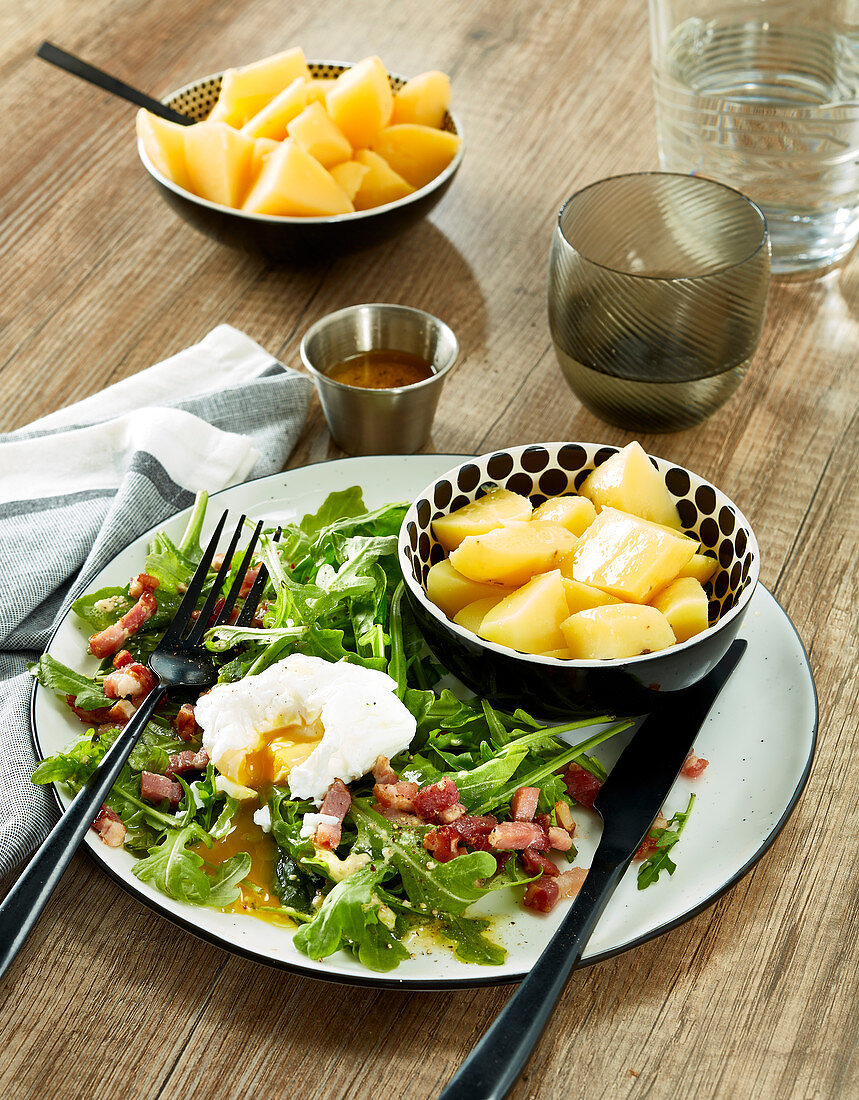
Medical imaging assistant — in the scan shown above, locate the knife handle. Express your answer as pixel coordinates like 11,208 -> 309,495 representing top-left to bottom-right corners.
437,839 -> 626,1100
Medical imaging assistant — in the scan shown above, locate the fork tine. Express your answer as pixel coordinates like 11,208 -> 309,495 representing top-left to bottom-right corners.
184,514 -> 247,646
212,519 -> 264,628
233,525 -> 280,628
160,510 -> 228,643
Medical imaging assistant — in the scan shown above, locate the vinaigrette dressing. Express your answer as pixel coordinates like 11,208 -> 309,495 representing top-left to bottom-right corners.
324,348 -> 434,389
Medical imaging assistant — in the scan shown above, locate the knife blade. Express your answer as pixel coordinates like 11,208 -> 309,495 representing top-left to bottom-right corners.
437,638 -> 747,1100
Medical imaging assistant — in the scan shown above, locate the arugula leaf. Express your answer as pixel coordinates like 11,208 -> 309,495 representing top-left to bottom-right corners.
29,654 -> 110,712
637,794 -> 696,890
436,914 -> 506,966
32,733 -> 107,786
132,823 -> 250,906
71,588 -> 134,632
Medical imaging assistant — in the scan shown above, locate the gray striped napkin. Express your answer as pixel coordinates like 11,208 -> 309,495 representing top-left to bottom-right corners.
0,325 -> 312,878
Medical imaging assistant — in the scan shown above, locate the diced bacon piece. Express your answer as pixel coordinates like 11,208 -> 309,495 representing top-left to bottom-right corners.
210,553 -> 226,571
92,805 -> 126,848
634,813 -> 669,861
128,573 -> 160,598
165,748 -> 210,778
89,591 -> 157,658
373,780 -> 419,811
556,866 -> 588,899
523,878 -> 560,913
521,847 -> 559,877
488,821 -> 548,851
140,771 -> 183,807
412,778 -> 460,820
437,802 -> 466,824
251,602 -> 270,628
452,815 -> 498,844
315,779 -> 351,849
378,805 -> 424,826
205,598 -> 239,627
511,786 -> 540,822
372,755 -> 399,785
555,801 -> 576,834
547,826 -> 574,851
112,650 -> 134,669
65,695 -> 115,725
174,703 -> 199,742
681,752 -> 709,779
239,565 -> 261,598
103,662 -> 158,702
562,762 -> 603,809
108,699 -> 136,724
423,826 -> 462,863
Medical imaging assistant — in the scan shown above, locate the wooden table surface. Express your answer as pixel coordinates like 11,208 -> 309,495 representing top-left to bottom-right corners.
1,1 -> 857,1097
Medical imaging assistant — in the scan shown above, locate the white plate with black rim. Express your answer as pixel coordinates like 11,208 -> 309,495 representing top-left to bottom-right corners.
31,454 -> 818,989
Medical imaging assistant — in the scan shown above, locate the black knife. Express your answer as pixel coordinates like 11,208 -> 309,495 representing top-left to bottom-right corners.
438,638 -> 747,1100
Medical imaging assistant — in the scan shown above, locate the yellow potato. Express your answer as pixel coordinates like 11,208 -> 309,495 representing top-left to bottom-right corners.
561,577 -> 622,613
432,487 -> 532,553
453,595 -> 507,634
450,522 -> 577,587
651,577 -> 709,642
531,494 -> 596,536
479,570 -> 570,654
579,441 -> 682,529
679,552 -> 719,585
426,559 -> 512,618
561,604 -> 676,660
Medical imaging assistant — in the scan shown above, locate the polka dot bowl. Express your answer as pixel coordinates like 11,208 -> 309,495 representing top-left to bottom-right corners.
137,62 -> 464,264
398,442 -> 759,718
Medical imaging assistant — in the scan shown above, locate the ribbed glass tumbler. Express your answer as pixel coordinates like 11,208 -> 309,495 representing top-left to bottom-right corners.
548,172 -> 770,433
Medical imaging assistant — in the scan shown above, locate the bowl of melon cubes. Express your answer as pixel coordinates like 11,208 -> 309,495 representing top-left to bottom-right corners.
135,47 -> 463,261
399,441 -> 759,717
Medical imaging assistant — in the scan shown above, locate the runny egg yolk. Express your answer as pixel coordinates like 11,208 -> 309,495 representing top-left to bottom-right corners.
217,718 -> 325,789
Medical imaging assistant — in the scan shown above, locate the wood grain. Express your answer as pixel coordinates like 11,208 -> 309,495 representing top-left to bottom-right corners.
1,0 -> 857,1097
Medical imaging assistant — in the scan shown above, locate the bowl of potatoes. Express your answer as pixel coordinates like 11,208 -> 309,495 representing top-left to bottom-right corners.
136,48 -> 463,262
398,441 -> 759,717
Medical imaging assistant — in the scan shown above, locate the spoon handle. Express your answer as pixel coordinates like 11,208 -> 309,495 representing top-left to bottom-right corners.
36,42 -> 195,125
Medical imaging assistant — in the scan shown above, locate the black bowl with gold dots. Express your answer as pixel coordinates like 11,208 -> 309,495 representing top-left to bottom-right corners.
137,62 -> 464,264
398,442 -> 760,717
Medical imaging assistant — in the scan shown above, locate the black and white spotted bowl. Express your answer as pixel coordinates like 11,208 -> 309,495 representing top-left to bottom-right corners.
137,62 -> 464,264
398,442 -> 760,717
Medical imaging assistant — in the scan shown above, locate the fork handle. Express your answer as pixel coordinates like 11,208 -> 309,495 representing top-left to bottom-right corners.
0,685 -> 166,982
437,841 -> 627,1100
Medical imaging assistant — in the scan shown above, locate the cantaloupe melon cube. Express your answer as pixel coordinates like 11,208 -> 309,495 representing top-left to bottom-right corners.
570,507 -> 696,603
651,577 -> 709,642
531,495 -> 596,536
679,552 -> 719,585
242,139 -> 354,216
183,121 -> 256,208
450,522 -> 577,587
209,48 -> 310,127
391,71 -> 451,128
286,101 -> 352,168
250,137 -> 279,179
453,595 -> 507,634
240,77 -> 310,140
426,559 -> 513,618
329,160 -> 370,202
370,124 -> 460,189
479,570 -> 570,654
307,78 -> 337,105
136,110 -> 192,192
325,56 -> 393,148
579,442 -> 682,529
561,604 -> 676,660
352,150 -> 414,210
561,577 -> 622,614
432,487 -> 532,553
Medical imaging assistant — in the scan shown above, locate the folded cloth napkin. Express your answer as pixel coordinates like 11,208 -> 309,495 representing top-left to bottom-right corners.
0,324 -> 312,878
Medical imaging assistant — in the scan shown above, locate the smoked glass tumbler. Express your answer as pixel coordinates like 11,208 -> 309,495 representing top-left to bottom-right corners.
548,172 -> 770,433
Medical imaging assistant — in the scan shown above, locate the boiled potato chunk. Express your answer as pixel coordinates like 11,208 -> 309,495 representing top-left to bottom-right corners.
570,507 -> 696,603
679,552 -> 719,585
432,487 -> 532,553
540,648 -> 575,660
531,494 -> 596,536
426,559 -> 512,618
329,160 -> 370,201
370,124 -> 461,189
240,77 -> 310,140
454,595 -> 507,634
561,577 -> 622,614
184,122 -> 256,208
580,441 -> 682,529
242,139 -> 354,216
286,102 -> 352,168
209,48 -> 311,127
352,150 -> 414,210
479,570 -> 569,654
136,110 -> 191,192
651,577 -> 709,643
561,604 -> 676,660
450,522 -> 577,587
326,56 -> 393,148
391,70 -> 451,128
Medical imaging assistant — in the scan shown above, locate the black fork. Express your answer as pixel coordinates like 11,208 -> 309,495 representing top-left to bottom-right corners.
0,510 -> 268,981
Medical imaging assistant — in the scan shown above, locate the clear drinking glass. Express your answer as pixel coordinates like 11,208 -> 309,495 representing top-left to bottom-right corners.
548,172 -> 770,433
649,0 -> 859,276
